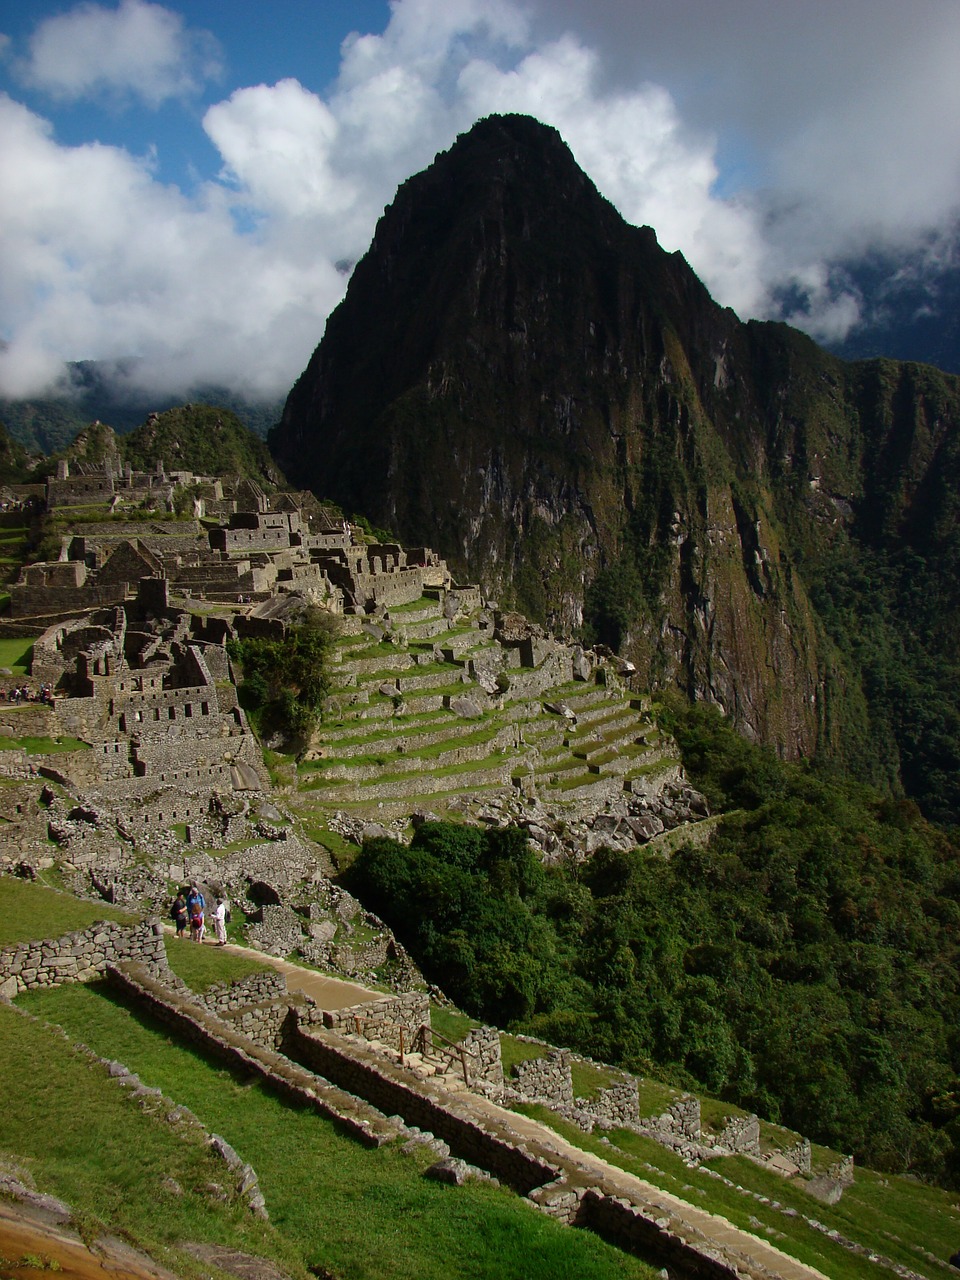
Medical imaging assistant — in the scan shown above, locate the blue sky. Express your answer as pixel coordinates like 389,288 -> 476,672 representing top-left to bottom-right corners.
1,0 -> 958,401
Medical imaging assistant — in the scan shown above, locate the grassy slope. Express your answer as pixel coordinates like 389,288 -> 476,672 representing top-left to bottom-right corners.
0,878 -> 135,947
0,1001 -> 304,1280
16,982 -> 657,1280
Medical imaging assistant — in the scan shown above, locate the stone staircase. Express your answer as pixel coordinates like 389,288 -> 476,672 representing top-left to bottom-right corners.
294,593 -> 682,823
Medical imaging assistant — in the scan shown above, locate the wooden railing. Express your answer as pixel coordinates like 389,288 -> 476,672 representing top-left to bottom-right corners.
348,1016 -> 479,1086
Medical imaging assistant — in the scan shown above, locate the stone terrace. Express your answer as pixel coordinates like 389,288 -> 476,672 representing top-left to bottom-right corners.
295,592 -> 708,856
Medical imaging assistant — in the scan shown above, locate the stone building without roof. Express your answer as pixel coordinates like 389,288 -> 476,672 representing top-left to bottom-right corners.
31,580 -> 268,839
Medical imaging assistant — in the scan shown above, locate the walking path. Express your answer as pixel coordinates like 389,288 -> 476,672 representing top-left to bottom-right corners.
201,942 -> 829,1280
221,941 -> 383,1009
167,929 -> 383,1009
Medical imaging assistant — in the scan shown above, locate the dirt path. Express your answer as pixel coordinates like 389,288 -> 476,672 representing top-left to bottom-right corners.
176,940 -> 827,1279
464,1093 -> 831,1280
0,1199 -> 178,1280
218,941 -> 383,1009
166,929 -> 383,1009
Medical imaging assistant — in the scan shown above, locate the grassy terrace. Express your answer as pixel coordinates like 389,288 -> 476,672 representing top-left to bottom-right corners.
510,1102 -> 960,1280
14,981 -> 659,1280
3,878 -> 652,1276
0,635 -> 37,675
429,1005 -> 959,1277
0,733 -> 90,752
0,877 -> 136,947
301,724 -> 509,774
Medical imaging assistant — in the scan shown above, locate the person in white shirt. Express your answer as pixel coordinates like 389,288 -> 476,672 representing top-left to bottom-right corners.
213,897 -> 228,946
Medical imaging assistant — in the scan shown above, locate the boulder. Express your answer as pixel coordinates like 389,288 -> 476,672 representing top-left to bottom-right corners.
449,695 -> 485,719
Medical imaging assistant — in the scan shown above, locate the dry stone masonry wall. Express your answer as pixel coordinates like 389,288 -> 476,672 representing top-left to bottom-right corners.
0,918 -> 166,999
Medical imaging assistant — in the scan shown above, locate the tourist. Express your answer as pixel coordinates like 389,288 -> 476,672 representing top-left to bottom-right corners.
190,901 -> 205,943
186,883 -> 205,943
213,896 -> 228,946
171,889 -> 187,939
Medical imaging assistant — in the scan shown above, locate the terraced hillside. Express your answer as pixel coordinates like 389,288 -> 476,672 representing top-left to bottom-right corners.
288,591 -> 710,855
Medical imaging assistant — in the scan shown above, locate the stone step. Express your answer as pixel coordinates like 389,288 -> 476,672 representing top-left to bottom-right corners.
393,617 -> 450,641
541,770 -> 625,804
312,715 -> 469,760
305,758 -> 517,805
546,684 -> 620,711
317,780 -> 509,820
567,704 -> 639,735
437,631 -> 491,660
385,600 -> 447,626
568,712 -> 645,751
334,652 -> 416,678
571,728 -> 650,764
300,723 -> 520,785
586,742 -> 660,777
395,669 -> 474,694
317,705 -> 450,740
621,754 -> 680,794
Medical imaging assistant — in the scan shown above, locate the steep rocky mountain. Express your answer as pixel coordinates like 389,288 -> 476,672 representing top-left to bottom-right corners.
271,114 -> 960,817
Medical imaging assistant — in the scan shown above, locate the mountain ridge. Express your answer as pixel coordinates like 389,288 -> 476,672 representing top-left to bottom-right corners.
270,114 -> 960,821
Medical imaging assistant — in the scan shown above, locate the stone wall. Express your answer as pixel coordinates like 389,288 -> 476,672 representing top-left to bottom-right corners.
661,1094 -> 701,1139
0,918 -> 166,999
457,1025 -> 503,1091
219,997 -> 298,1051
575,1190 -> 742,1280
322,991 -> 429,1053
511,1049 -> 574,1108
509,1048 -> 639,1132
768,1136 -> 812,1174
11,583 -> 128,619
578,1078 -> 640,1130
194,968 -> 289,1018
716,1112 -> 761,1157
0,705 -> 59,737
285,1015 -> 560,1195
104,963 -> 400,1148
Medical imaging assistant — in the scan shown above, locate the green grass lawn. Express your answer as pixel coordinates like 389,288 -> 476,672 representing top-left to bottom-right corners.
17,982 -> 659,1280
507,1103 -> 960,1280
500,1033 -> 550,1076
0,878 -> 136,947
163,935 -> 271,991
0,734 -> 90,752
0,636 -> 37,674
0,1002 -> 300,1278
430,1005 -> 480,1045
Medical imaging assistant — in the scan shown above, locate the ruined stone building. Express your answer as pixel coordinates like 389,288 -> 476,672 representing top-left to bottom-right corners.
30,579 -> 267,838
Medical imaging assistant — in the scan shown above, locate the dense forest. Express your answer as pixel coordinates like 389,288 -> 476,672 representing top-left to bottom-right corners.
347,701 -> 960,1186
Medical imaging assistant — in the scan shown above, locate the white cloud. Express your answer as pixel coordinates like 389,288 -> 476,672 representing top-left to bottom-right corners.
2,0 -> 960,403
17,0 -> 221,107
0,92 -> 342,400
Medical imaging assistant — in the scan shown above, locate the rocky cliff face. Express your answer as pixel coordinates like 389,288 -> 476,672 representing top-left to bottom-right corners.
271,114 -> 960,776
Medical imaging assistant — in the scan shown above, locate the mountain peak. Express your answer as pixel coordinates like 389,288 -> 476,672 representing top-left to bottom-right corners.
269,115 -> 960,792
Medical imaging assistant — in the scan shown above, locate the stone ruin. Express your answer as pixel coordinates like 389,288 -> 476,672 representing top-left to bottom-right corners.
11,477 -> 455,624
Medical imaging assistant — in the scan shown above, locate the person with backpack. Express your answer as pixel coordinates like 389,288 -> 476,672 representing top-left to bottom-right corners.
186,883 -> 205,943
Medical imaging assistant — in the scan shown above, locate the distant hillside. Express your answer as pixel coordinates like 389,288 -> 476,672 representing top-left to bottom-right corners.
37,406 -> 284,489
120,405 -> 284,487
0,419 -> 35,484
0,360 -> 282,454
